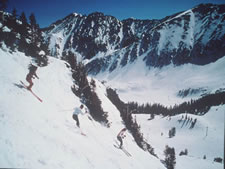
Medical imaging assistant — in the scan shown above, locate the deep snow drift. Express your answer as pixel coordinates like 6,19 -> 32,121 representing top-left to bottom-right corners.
0,48 -> 164,169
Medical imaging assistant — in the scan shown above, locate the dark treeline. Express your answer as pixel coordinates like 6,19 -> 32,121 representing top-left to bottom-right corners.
0,5 -> 48,66
127,91 -> 225,116
106,87 -> 224,156
64,51 -> 109,126
106,87 -> 156,156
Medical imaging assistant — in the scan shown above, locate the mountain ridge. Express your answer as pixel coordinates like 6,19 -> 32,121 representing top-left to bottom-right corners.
43,3 -> 225,75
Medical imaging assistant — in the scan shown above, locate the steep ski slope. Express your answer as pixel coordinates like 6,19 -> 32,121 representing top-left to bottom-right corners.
0,48 -> 164,169
134,105 -> 224,169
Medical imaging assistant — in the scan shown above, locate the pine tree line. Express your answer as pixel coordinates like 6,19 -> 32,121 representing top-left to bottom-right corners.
106,87 -> 156,156
63,51 -> 109,125
106,87 -> 225,156
127,91 -> 225,116
0,4 -> 48,66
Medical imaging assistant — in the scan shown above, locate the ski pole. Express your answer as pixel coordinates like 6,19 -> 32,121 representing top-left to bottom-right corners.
59,109 -> 74,112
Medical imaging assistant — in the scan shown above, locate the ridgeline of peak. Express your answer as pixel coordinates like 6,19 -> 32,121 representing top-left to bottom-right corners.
43,3 -> 225,74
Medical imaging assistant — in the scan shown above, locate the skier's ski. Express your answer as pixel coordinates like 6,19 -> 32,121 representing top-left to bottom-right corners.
113,144 -> 132,157
80,131 -> 86,136
79,127 -> 87,136
20,81 -> 43,102
74,128 -> 86,136
65,122 -> 86,136
121,147 -> 131,157
29,89 -> 43,102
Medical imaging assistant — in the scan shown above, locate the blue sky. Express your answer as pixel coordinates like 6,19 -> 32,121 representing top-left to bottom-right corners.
7,0 -> 224,28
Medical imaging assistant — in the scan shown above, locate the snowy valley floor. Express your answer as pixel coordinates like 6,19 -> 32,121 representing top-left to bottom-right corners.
95,54 -> 225,106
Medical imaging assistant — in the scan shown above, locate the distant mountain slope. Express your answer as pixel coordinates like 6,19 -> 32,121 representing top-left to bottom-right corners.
43,3 -> 225,74
95,55 -> 225,106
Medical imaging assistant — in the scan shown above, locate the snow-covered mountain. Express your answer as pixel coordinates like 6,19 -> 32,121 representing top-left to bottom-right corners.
0,46 -> 224,169
43,3 -> 225,74
0,3 -> 224,168
0,48 -> 165,169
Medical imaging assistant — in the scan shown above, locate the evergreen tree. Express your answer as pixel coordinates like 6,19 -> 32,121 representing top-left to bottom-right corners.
62,51 -> 77,69
29,13 -> 37,27
0,0 -> 8,11
0,0 -> 8,26
20,12 -> 28,26
179,149 -> 188,156
169,127 -> 176,138
7,8 -> 17,31
29,13 -> 38,43
1,7 -> 17,50
27,13 -> 43,59
164,145 -> 176,169
19,12 -> 28,38
106,88 -> 156,156
12,8 -> 17,19
18,12 -> 28,53
148,113 -> 154,120
69,57 -> 108,125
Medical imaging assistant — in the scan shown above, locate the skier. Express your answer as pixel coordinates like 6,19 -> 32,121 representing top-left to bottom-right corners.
26,64 -> 39,90
72,104 -> 87,128
117,128 -> 127,148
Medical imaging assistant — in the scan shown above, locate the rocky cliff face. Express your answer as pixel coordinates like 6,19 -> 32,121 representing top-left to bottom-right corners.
43,3 -> 225,74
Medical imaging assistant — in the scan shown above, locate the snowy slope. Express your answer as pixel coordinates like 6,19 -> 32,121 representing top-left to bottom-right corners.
0,48 -> 164,169
95,54 -> 225,106
134,105 -> 224,169
92,44 -> 225,169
